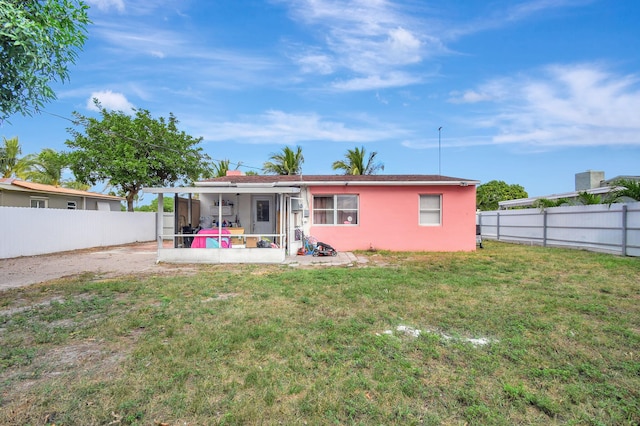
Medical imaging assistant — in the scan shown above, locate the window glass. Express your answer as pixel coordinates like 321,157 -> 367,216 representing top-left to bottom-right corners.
313,210 -> 333,224
337,195 -> 357,209
313,195 -> 358,225
30,198 -> 47,208
419,194 -> 441,226
314,196 -> 334,209
256,200 -> 270,222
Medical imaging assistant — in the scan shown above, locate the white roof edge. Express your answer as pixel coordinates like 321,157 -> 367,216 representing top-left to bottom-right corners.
193,181 -> 231,187
499,186 -> 619,207
146,179 -> 479,194
280,180 -> 480,186
142,187 -> 300,195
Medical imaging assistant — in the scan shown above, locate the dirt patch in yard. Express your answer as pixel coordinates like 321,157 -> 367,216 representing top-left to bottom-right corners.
0,242 -> 196,292
0,242 -> 369,292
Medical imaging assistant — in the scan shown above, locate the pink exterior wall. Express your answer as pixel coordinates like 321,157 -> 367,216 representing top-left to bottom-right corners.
308,185 -> 477,252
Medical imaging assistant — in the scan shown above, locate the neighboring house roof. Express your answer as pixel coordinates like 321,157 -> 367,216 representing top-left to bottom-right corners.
197,174 -> 479,187
0,178 -> 124,201
601,175 -> 640,186
498,186 -> 619,209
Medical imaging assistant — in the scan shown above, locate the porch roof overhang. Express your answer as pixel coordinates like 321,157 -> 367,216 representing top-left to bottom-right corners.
142,186 -> 300,195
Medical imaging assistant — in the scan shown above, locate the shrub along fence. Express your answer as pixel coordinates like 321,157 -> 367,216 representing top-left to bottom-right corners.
477,202 -> 640,257
0,206 -> 155,259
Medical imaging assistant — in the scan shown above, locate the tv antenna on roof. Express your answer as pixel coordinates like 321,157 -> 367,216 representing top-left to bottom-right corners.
438,126 -> 442,176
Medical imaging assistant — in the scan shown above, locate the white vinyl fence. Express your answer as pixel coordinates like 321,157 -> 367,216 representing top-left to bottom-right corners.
163,212 -> 174,240
0,206 -> 156,259
477,202 -> 640,257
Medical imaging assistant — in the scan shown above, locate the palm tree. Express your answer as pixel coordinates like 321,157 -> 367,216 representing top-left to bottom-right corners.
609,179 -> 640,202
63,180 -> 91,190
211,159 -> 243,177
576,191 -> 603,205
1,136 -> 34,178
332,146 -> 384,175
263,146 -> 304,175
533,197 -> 570,210
23,148 -> 67,185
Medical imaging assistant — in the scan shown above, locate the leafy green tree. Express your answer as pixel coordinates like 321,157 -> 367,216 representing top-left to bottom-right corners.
1,136 -> 34,178
263,146 -> 304,175
66,101 -> 210,211
332,146 -> 384,175
135,196 -> 174,212
476,180 -> 528,211
609,179 -> 640,202
0,0 -> 90,120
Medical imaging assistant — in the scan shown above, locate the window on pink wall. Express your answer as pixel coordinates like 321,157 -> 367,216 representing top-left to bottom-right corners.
313,194 -> 359,225
419,194 -> 442,226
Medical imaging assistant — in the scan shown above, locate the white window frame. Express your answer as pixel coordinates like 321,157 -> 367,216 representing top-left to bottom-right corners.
312,194 -> 359,226
419,194 -> 442,226
30,197 -> 48,208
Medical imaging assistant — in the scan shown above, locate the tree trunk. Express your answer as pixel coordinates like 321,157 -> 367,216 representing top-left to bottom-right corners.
127,193 -> 135,212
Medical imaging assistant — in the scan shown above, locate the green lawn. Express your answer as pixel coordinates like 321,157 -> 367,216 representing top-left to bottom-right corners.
1,241 -> 639,425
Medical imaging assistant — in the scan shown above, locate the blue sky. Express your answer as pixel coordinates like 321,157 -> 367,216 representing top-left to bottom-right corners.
2,0 -> 639,198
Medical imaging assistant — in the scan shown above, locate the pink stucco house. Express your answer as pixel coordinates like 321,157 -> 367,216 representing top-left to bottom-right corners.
144,173 -> 479,263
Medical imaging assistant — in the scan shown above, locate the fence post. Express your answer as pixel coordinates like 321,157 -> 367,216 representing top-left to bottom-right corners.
496,212 -> 500,241
622,205 -> 628,256
543,209 -> 548,247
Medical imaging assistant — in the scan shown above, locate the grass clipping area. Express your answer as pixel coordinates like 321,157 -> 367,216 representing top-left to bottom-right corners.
1,242 -> 639,425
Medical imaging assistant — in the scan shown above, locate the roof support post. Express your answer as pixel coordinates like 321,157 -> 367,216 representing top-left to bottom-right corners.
157,193 -> 164,250
174,193 -> 179,248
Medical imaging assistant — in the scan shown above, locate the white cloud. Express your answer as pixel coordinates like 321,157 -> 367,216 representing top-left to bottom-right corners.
86,90 -> 135,112
386,27 -> 422,63
295,52 -> 335,75
448,79 -> 511,103
445,0 -> 591,40
375,92 -> 388,105
455,64 -> 640,148
92,23 -> 180,58
449,90 -> 493,104
91,22 -> 276,85
284,0 -> 434,90
188,110 -> 406,145
86,0 -> 125,12
331,72 -> 422,91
